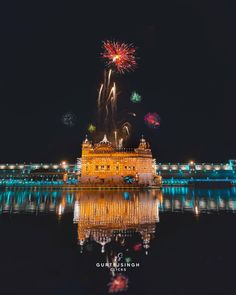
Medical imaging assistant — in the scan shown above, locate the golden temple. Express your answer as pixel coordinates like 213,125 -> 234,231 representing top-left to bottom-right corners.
79,135 -> 162,188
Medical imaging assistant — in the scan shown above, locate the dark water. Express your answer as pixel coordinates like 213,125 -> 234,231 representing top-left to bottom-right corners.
0,187 -> 236,295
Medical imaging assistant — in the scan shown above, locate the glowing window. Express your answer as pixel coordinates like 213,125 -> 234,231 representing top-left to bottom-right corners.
205,165 -> 212,170
195,165 -> 202,170
180,165 -> 188,170
161,165 -> 168,170
171,165 -> 178,170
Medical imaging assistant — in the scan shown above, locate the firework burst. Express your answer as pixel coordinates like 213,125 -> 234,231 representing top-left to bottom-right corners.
61,112 -> 77,127
144,112 -> 161,129
88,124 -> 96,133
102,41 -> 137,73
130,91 -> 142,103
108,274 -> 129,293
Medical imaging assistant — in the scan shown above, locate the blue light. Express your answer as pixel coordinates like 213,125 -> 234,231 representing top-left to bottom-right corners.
123,176 -> 135,184
123,192 -> 130,200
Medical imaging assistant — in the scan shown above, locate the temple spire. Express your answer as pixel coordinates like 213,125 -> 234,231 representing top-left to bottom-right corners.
84,134 -> 89,143
138,135 -> 150,149
102,134 -> 108,143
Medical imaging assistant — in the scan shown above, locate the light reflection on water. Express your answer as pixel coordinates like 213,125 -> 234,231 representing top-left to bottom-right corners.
1,188 -> 236,294
0,188 -> 236,215
1,188 -> 236,262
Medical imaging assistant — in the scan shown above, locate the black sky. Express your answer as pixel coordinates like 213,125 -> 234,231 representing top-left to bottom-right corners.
1,0 -> 236,163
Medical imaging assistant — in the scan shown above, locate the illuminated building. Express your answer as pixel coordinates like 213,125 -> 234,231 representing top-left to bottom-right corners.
156,160 -> 236,186
1,159 -> 236,187
0,163 -> 78,186
79,135 -> 162,187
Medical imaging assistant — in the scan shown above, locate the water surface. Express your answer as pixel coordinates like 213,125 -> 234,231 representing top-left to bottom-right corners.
0,188 -> 235,295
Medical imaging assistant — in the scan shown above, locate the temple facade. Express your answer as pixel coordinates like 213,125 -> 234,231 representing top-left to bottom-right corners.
79,135 -> 162,187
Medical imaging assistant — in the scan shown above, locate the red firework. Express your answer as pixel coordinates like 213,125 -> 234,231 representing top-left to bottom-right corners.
108,274 -> 129,293
133,243 -> 142,252
144,113 -> 161,129
102,41 -> 137,73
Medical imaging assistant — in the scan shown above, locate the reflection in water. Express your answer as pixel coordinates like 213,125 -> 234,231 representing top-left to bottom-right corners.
73,191 -> 160,254
1,188 -> 236,215
160,187 -> 236,213
1,188 -> 236,293
72,191 -> 160,292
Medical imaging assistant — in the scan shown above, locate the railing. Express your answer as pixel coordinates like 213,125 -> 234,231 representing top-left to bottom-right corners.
89,148 -> 136,153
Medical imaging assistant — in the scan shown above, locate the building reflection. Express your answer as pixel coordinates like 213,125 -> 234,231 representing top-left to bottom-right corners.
160,187 -> 236,213
0,188 -> 236,216
73,191 -> 160,253
1,188 -> 236,293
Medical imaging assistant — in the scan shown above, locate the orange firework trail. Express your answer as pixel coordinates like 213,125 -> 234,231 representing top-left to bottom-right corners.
94,40 -> 138,145
97,83 -> 103,110
97,70 -> 118,130
102,41 -> 137,73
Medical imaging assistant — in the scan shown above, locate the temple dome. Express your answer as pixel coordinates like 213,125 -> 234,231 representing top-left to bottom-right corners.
136,135 -> 150,150
100,134 -> 110,144
94,134 -> 114,151
82,135 -> 92,149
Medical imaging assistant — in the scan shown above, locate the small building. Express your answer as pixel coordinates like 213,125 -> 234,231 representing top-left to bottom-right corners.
79,135 -> 162,187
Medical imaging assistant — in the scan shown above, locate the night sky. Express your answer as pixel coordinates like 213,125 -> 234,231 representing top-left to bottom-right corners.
1,1 -> 236,163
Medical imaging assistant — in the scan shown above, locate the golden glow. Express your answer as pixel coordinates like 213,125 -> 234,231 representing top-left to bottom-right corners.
58,204 -> 62,216
194,205 -> 199,216
112,55 -> 120,61
80,136 -> 162,186
73,191 -> 161,252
